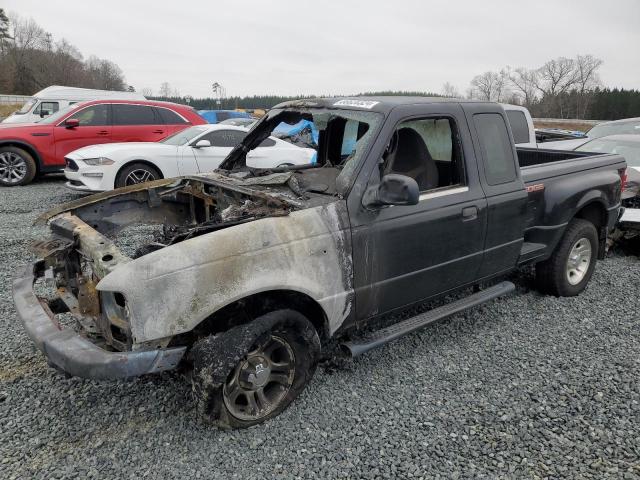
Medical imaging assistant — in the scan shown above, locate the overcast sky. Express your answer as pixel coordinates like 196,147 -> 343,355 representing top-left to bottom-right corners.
4,0 -> 640,98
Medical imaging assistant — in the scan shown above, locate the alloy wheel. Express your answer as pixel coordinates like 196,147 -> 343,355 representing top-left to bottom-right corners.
0,152 -> 27,184
566,237 -> 592,285
124,169 -> 156,186
222,334 -> 296,421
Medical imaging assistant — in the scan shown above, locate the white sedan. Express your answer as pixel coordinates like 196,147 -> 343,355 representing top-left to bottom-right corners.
64,124 -> 316,192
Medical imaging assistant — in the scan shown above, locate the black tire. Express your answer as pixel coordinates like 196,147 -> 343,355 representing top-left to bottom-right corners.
191,310 -> 320,429
0,146 -> 37,186
535,218 -> 598,297
114,162 -> 162,188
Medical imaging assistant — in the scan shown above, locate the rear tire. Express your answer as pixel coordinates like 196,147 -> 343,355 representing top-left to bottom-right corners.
0,146 -> 37,186
191,310 -> 320,429
535,218 -> 598,297
115,162 -> 162,188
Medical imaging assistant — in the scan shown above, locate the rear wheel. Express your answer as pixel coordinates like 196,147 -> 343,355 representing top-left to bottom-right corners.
535,218 -> 598,296
0,146 -> 37,186
191,310 -> 320,429
115,162 -> 162,188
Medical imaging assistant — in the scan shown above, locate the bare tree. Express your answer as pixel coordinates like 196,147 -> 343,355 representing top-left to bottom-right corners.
0,8 -> 11,53
84,55 -> 125,90
470,70 -> 508,102
506,66 -> 538,107
535,57 -> 579,97
441,82 -> 461,98
159,82 -> 172,97
0,14 -> 127,94
574,54 -> 603,118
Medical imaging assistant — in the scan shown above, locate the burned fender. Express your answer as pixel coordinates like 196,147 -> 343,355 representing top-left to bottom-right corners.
96,201 -> 354,343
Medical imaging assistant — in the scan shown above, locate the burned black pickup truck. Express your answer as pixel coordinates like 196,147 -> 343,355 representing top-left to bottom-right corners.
13,97 -> 626,428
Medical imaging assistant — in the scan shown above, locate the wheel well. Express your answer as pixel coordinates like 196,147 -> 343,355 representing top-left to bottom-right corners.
191,290 -> 330,343
0,141 -> 42,173
115,160 -> 164,183
575,201 -> 606,229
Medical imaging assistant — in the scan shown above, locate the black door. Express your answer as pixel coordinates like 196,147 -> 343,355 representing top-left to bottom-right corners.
464,105 -> 528,278
349,104 -> 488,320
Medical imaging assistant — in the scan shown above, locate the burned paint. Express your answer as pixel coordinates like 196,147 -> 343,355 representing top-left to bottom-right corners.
31,173 -> 354,351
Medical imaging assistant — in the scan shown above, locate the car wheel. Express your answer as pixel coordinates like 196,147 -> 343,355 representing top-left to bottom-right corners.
115,162 -> 162,188
191,309 -> 321,429
535,218 -> 598,297
0,146 -> 37,187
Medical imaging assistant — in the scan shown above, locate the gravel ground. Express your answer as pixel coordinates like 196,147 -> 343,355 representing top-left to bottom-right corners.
1,176 -> 639,479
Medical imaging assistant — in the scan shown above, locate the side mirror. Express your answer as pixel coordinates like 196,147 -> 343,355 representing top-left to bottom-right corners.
64,118 -> 80,128
193,139 -> 211,148
40,110 -> 47,118
363,174 -> 419,208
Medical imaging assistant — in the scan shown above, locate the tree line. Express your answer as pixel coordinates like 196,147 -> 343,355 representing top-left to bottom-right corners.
149,90 -> 442,111
0,9 -> 128,95
466,55 -> 640,120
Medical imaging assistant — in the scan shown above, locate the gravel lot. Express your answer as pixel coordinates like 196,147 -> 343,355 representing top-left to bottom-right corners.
1,176 -> 639,479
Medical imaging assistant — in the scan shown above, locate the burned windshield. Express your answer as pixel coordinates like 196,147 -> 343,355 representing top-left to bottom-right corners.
220,107 -> 383,196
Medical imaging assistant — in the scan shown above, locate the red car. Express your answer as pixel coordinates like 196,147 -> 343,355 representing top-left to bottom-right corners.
0,99 -> 206,186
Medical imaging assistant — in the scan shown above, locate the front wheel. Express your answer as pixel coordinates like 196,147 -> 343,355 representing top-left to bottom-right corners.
535,218 -> 598,296
114,162 -> 162,188
191,310 -> 320,429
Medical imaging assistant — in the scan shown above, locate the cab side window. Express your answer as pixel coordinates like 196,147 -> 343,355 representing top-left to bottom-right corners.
34,101 -> 59,118
473,113 -> 517,185
73,104 -> 110,126
384,117 -> 465,192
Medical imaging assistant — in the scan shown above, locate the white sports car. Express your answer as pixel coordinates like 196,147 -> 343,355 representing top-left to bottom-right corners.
64,124 -> 316,192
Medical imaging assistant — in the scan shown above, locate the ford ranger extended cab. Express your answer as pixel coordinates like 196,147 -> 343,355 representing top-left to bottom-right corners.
13,97 -> 626,429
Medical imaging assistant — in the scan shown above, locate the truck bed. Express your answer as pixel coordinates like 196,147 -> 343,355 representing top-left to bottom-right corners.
516,147 -> 626,264
517,147 -> 625,184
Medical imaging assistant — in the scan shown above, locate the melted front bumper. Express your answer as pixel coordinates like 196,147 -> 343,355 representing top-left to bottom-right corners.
12,261 -> 186,380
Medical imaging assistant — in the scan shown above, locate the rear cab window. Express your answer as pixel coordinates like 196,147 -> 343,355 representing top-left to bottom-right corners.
473,113 -> 517,185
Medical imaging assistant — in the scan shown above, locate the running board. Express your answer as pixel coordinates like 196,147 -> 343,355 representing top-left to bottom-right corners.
342,281 -> 515,357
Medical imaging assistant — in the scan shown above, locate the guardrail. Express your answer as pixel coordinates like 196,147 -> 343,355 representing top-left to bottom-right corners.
0,94 -> 31,105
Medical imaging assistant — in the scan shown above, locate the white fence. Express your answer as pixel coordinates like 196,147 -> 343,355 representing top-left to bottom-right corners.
0,94 -> 31,105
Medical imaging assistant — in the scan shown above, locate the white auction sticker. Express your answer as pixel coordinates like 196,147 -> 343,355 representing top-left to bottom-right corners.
333,99 -> 380,109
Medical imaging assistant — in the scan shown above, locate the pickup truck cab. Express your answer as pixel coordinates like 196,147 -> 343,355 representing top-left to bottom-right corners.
14,97 -> 625,428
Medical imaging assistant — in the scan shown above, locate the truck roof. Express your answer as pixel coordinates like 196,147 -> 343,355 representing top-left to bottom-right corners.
274,96 -> 490,114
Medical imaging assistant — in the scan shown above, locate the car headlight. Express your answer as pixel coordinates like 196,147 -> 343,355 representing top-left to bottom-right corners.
83,157 -> 114,166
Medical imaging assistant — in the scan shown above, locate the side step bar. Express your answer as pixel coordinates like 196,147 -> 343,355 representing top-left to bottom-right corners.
342,281 -> 515,357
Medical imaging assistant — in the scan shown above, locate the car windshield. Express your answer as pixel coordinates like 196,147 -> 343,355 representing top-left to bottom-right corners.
577,138 -> 640,167
161,126 -> 209,145
38,104 -> 78,124
224,106 -> 383,195
587,120 -> 640,139
16,98 -> 37,114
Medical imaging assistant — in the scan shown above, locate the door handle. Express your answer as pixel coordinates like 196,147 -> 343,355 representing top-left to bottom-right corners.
462,206 -> 478,221
152,129 -> 164,134
96,130 -> 109,136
